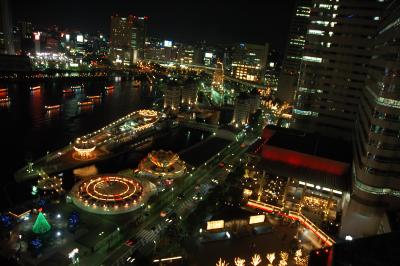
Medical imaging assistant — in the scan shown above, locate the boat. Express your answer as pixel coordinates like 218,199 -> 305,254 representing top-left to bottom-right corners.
0,88 -> 8,94
78,101 -> 94,107
30,86 -> 41,91
87,95 -> 102,100
45,104 -> 61,111
63,88 -> 75,94
104,85 -> 115,90
0,96 -> 10,102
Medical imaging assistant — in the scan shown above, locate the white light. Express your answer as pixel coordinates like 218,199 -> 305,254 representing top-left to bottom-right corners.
56,214 -> 61,219
226,232 -> 231,238
345,235 -> 353,241
56,231 -> 61,237
68,248 -> 79,259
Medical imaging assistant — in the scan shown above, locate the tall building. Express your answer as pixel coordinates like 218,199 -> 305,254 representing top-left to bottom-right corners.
292,0 -> 384,140
232,93 -> 252,126
181,79 -> 198,107
212,61 -> 224,94
0,0 -> 14,54
132,16 -> 147,61
276,0 -> 311,103
109,15 -> 135,66
231,43 -> 269,84
341,0 -> 400,238
164,83 -> 181,111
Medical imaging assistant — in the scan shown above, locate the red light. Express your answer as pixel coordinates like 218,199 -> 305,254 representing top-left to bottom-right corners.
316,251 -> 320,255
325,249 -> 329,253
38,208 -> 43,212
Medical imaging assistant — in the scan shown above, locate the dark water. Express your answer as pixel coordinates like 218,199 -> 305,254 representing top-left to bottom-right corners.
0,77 -> 161,209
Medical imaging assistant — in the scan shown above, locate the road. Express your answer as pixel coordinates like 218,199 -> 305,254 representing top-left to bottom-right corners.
91,132 -> 256,266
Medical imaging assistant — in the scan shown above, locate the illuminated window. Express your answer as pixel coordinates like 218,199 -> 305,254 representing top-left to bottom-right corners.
308,29 -> 325,35
293,108 -> 318,116
319,4 -> 332,9
311,20 -> 329,26
302,56 -> 322,63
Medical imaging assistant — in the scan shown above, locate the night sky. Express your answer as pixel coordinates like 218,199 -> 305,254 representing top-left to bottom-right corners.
11,0 -> 295,51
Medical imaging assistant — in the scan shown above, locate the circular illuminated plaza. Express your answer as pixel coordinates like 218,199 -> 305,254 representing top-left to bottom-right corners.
138,150 -> 186,179
72,138 -> 96,161
71,175 -> 148,214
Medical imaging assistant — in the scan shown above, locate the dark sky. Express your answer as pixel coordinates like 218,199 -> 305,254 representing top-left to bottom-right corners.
11,0 -> 295,51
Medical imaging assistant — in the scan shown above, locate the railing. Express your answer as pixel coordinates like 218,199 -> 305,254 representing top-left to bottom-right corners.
246,199 -> 335,247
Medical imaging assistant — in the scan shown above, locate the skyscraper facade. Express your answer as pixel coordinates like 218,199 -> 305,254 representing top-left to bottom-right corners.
292,0 -> 384,140
0,0 -> 15,54
276,0 -> 311,103
132,16 -> 147,61
230,43 -> 269,84
110,15 -> 135,66
341,0 -> 400,238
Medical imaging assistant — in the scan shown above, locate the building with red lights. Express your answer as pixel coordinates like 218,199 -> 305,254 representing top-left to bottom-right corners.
255,126 -> 351,192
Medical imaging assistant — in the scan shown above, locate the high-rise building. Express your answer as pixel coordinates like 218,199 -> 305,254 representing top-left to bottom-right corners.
132,16 -> 147,61
212,61 -> 224,94
341,0 -> 400,238
231,43 -> 269,84
164,83 -> 181,111
0,0 -> 14,54
248,89 -> 261,115
181,79 -> 198,107
276,0 -> 311,103
232,93 -> 252,126
292,0 -> 384,140
109,15 -> 135,66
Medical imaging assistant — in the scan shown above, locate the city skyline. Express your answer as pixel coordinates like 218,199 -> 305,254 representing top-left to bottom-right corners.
1,0 -> 400,265
11,0 -> 295,49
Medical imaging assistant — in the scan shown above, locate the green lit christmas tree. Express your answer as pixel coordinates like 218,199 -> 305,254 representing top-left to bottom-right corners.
32,210 -> 51,234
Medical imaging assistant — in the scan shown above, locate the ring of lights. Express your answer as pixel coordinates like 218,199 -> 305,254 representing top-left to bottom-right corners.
71,175 -> 147,215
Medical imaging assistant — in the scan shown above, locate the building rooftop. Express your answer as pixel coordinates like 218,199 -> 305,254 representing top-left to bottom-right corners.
264,126 -> 352,163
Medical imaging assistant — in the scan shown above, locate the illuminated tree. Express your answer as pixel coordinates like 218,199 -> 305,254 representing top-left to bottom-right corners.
266,253 -> 276,266
32,211 -> 51,234
216,258 -> 229,266
234,257 -> 245,266
294,249 -> 308,266
278,252 -> 288,266
251,254 -> 262,266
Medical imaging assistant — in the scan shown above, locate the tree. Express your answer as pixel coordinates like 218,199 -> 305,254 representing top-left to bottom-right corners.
251,254 -> 262,266
216,258 -> 229,266
234,257 -> 245,266
32,211 -> 51,234
266,253 -> 276,266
